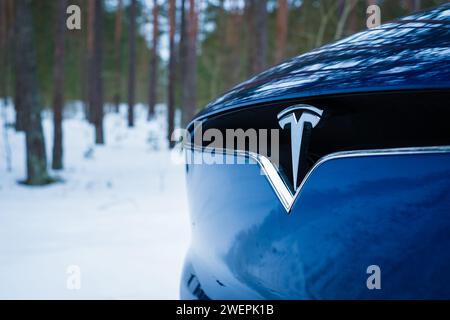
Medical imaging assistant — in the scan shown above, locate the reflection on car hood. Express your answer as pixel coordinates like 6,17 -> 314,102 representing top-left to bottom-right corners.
194,4 -> 450,122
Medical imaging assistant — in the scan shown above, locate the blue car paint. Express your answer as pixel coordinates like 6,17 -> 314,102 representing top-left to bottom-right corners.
181,4 -> 450,300
182,151 -> 450,299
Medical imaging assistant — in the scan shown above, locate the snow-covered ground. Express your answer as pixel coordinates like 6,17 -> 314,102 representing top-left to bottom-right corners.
0,102 -> 190,299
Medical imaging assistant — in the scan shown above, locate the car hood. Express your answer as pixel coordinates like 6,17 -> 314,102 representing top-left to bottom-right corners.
192,4 -> 450,123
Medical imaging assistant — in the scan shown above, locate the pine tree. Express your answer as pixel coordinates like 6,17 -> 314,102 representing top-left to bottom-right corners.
246,0 -> 267,75
113,0 -> 123,112
167,0 -> 176,148
87,0 -> 95,124
275,0 -> 288,63
182,0 -> 198,126
148,0 -> 159,120
127,0 -> 137,127
15,0 -> 51,185
52,0 -> 67,170
90,0 -> 104,144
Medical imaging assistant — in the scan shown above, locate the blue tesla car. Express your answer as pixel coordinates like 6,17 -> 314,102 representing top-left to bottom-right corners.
181,4 -> 450,299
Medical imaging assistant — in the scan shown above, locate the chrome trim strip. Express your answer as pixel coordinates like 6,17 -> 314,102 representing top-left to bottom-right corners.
253,154 -> 293,211
185,144 -> 450,213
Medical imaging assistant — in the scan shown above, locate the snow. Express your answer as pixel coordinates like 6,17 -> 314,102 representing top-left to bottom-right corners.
0,102 -> 191,299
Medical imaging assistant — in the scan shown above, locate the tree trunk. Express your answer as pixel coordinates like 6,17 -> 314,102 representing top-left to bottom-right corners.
91,0 -> 104,144
15,0 -> 50,185
1,0 -> 13,172
246,0 -> 267,75
148,0 -> 159,120
12,0 -> 26,132
0,0 -> 13,100
179,0 -> 188,125
167,0 -> 176,148
52,0 -> 67,170
225,2 -> 243,86
113,0 -> 123,113
334,0 -> 358,40
79,1 -> 88,120
182,0 -> 198,127
14,62 -> 25,131
87,0 -> 95,124
404,0 -> 421,12
275,0 -> 288,63
0,0 -> 6,101
414,0 -> 421,11
347,0 -> 360,34
127,0 -> 137,127
315,2 -> 339,48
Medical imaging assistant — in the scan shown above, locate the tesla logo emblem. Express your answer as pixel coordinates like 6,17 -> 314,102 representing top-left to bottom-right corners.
278,105 -> 323,190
